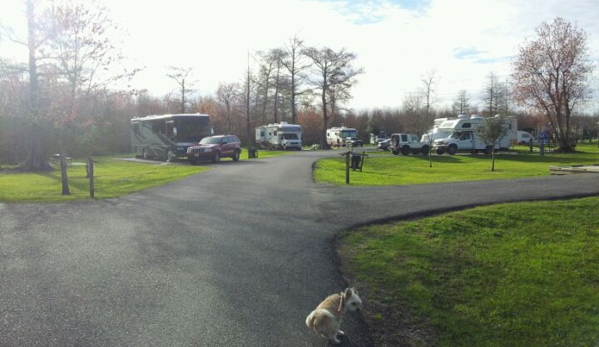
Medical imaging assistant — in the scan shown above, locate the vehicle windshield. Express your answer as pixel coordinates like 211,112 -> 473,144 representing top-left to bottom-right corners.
199,136 -> 223,145
449,132 -> 462,139
282,133 -> 298,140
340,130 -> 358,138
175,118 -> 210,141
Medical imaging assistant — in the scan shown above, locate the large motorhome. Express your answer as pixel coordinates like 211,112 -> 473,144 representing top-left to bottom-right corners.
255,122 -> 303,150
326,126 -> 363,147
130,113 -> 211,161
432,115 -> 517,155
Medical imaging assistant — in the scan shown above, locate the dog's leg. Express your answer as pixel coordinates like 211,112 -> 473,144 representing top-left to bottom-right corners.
329,333 -> 341,344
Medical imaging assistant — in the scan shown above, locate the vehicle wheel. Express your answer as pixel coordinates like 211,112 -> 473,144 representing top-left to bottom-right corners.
485,145 -> 494,155
447,144 -> 458,155
421,145 -> 430,155
392,148 -> 400,155
232,150 -> 240,162
436,149 -> 444,155
188,157 -> 197,165
400,145 -> 410,156
212,152 -> 221,163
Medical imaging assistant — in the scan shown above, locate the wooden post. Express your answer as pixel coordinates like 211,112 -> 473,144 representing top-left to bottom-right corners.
60,150 -> 70,195
88,157 -> 95,199
345,151 -> 350,184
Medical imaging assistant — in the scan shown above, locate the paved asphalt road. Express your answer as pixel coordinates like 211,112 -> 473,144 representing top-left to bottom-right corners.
1,150 -> 598,346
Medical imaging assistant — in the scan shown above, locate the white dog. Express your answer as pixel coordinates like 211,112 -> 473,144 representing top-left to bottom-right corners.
305,287 -> 363,344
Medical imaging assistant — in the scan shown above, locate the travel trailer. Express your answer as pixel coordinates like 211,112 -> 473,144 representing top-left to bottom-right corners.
432,115 -> 517,155
255,122 -> 303,150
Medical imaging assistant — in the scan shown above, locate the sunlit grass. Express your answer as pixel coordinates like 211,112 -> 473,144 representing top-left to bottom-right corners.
337,196 -> 599,347
315,143 -> 599,185
0,157 -> 210,203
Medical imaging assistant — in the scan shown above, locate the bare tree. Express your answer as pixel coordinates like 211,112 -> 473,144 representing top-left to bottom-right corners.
303,46 -> 362,148
477,115 -> 509,171
421,70 -> 437,120
216,82 -> 239,133
281,35 -> 310,124
512,17 -> 594,152
452,90 -> 470,115
167,66 -> 195,114
482,72 -> 504,116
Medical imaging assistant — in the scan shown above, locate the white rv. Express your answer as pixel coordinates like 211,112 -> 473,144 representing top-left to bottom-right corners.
432,115 -> 517,155
517,130 -> 534,145
326,126 -> 363,147
421,116 -> 459,143
255,122 -> 302,150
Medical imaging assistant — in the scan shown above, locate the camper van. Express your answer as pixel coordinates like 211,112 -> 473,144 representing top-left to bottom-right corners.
327,126 -> 363,147
421,117 -> 457,143
432,115 -> 516,155
255,122 -> 302,150
517,130 -> 534,145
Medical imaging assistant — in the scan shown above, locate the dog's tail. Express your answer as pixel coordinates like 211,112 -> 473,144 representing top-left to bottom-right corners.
305,310 -> 317,329
306,309 -> 334,330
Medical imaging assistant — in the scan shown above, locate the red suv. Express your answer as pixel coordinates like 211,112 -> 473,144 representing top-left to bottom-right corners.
186,135 -> 242,164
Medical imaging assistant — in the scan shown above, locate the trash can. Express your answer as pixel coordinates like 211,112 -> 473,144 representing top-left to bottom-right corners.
351,154 -> 361,170
248,147 -> 258,159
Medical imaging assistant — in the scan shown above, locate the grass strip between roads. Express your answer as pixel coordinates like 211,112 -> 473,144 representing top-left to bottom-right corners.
336,196 -> 599,347
315,143 -> 599,185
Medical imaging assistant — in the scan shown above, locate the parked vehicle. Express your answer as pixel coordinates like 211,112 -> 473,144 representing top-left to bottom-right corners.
517,130 -> 534,145
432,115 -> 517,155
327,126 -> 363,147
389,133 -> 430,155
186,135 -> 242,164
255,122 -> 302,150
370,132 -> 388,145
377,138 -> 391,151
131,113 -> 211,161
421,117 -> 454,143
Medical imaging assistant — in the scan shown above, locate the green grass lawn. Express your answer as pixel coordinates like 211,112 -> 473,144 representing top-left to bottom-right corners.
0,149 -> 292,203
315,143 -> 599,185
0,157 -> 210,203
337,196 -> 599,347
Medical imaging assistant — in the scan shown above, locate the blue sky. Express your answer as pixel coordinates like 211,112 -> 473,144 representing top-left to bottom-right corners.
1,0 -> 598,112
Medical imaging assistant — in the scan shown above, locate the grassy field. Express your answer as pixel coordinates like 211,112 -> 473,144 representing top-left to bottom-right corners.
0,157 -> 211,203
337,196 -> 599,347
315,143 -> 599,185
0,148 -> 291,203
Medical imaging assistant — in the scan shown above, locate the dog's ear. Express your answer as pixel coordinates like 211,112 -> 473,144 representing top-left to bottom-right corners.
344,287 -> 353,299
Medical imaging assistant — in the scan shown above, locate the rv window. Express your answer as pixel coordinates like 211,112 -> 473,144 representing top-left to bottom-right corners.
463,123 -> 472,128
274,131 -> 277,136
460,133 -> 471,140
401,134 -> 408,141
282,134 -> 298,140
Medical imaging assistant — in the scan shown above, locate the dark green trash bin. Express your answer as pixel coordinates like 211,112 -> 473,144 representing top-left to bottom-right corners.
248,148 -> 258,159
